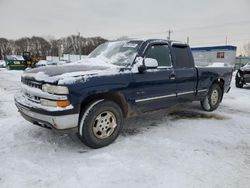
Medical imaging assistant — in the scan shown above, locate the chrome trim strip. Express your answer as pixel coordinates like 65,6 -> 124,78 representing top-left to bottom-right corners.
198,89 -> 208,93
177,91 -> 195,96
135,89 -> 208,103
135,94 -> 176,103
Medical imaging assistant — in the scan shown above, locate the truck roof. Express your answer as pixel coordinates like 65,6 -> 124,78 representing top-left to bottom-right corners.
111,38 -> 187,46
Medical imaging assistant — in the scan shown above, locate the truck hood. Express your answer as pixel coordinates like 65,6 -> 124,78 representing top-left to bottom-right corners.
240,65 -> 250,72
22,58 -> 125,84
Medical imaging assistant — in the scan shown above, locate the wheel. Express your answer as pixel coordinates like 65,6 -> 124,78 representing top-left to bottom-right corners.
78,100 -> 123,148
235,72 -> 244,88
200,83 -> 222,111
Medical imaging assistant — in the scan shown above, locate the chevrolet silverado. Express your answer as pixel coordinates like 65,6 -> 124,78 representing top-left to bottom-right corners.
15,39 -> 233,148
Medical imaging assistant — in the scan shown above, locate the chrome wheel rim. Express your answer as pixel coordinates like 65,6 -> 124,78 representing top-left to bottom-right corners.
92,111 -> 117,139
211,89 -> 219,106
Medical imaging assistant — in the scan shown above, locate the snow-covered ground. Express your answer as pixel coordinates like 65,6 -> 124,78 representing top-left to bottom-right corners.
0,68 -> 250,188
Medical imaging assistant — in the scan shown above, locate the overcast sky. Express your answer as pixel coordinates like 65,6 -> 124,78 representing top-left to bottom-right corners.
0,0 -> 249,52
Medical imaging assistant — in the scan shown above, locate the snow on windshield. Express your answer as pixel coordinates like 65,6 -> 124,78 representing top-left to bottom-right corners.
88,41 -> 142,66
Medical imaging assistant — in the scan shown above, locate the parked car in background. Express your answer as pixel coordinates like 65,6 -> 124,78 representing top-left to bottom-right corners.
15,39 -> 233,148
5,55 -> 26,70
235,62 -> 250,88
0,60 -> 6,68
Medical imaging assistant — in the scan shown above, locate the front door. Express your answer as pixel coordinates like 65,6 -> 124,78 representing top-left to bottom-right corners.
131,43 -> 177,112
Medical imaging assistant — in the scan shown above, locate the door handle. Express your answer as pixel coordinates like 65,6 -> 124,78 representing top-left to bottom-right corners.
169,73 -> 176,80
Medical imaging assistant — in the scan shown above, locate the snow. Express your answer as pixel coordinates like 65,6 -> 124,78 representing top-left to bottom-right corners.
22,58 -> 124,85
36,60 -> 49,65
0,69 -> 250,188
34,60 -> 58,68
25,67 -> 122,85
70,57 -> 118,68
0,60 -> 6,67
131,56 -> 143,73
5,55 -> 25,61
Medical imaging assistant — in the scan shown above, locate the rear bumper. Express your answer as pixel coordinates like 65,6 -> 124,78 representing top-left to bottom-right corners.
15,93 -> 79,130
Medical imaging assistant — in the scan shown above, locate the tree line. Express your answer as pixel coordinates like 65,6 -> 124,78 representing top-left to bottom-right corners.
0,35 -> 107,59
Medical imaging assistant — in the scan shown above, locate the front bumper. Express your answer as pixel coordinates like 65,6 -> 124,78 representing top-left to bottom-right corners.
15,93 -> 79,130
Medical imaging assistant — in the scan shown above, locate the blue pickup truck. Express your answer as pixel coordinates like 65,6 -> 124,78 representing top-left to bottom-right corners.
15,39 -> 233,148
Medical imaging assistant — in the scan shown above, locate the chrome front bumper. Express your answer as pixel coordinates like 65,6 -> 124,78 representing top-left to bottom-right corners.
15,93 -> 79,130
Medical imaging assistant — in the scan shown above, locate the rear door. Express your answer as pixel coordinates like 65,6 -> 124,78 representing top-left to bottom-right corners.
131,43 -> 177,112
172,44 -> 197,102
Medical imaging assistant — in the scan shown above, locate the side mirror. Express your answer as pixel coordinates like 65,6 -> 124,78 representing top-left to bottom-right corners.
132,57 -> 158,74
144,58 -> 158,68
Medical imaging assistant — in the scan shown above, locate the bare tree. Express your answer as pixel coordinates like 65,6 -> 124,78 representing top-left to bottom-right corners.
0,38 -> 12,58
15,37 -> 31,54
0,35 -> 107,59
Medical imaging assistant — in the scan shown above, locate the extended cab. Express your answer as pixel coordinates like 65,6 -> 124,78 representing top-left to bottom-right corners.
15,39 -> 233,148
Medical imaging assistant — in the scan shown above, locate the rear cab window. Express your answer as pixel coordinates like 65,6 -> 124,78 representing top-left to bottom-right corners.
172,44 -> 194,68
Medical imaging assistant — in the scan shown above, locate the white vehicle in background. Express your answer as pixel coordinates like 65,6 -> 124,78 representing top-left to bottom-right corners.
35,60 -> 57,68
57,60 -> 71,65
207,62 -> 231,67
0,60 -> 6,68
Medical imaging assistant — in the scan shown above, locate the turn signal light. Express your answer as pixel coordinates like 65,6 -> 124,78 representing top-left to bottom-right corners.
41,99 -> 71,107
56,100 -> 71,107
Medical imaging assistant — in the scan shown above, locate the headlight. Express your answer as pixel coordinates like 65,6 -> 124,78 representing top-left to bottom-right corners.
42,84 -> 69,94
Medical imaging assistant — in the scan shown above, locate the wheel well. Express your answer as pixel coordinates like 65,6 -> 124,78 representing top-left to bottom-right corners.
212,78 -> 225,101
80,92 -> 129,118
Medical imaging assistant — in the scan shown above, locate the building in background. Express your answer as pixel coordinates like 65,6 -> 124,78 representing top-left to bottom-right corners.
191,45 -> 237,66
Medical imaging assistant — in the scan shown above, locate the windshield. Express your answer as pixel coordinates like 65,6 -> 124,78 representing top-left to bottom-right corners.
245,62 -> 250,67
88,40 -> 142,66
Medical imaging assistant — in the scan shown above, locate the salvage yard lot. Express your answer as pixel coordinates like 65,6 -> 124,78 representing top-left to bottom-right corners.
0,69 -> 250,188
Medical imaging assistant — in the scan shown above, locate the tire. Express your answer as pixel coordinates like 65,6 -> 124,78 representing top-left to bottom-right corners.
200,83 -> 222,112
78,100 -> 123,149
235,72 -> 244,88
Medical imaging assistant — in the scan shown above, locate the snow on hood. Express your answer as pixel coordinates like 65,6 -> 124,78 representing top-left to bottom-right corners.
66,57 -> 118,67
22,57 -> 125,85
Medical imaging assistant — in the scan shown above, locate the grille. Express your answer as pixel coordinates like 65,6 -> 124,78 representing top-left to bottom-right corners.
22,78 -> 43,103
25,93 -> 41,103
22,78 -> 42,89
